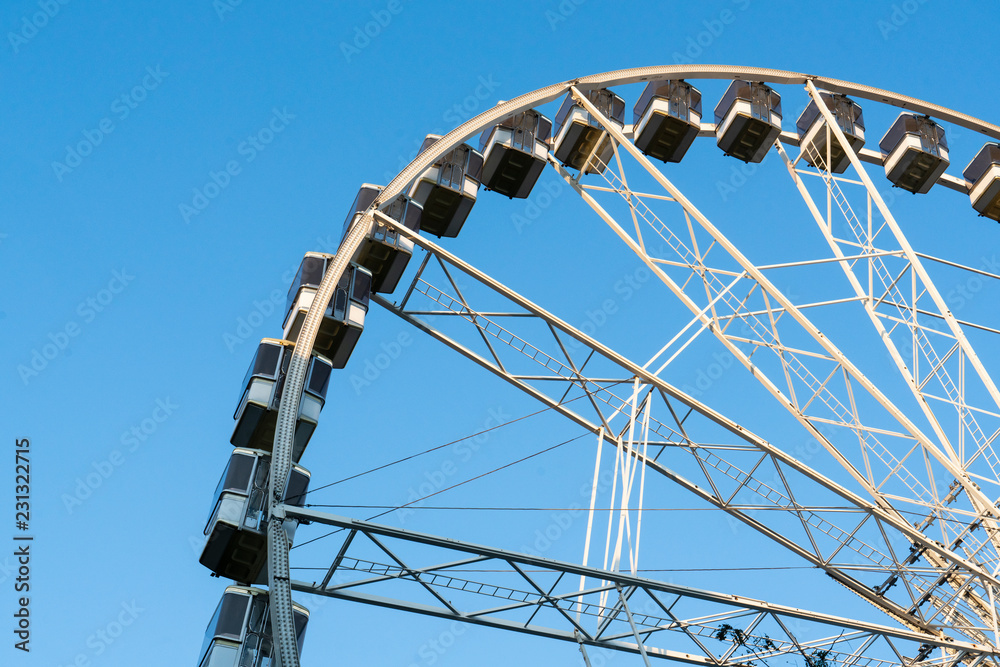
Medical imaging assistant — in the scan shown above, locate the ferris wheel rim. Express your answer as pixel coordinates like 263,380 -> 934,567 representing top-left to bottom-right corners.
261,64 -> 1000,666
373,63 -> 1000,216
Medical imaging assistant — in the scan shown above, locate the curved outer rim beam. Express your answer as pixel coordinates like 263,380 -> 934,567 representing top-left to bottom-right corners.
376,64 -> 1000,215
269,65 -> 1000,666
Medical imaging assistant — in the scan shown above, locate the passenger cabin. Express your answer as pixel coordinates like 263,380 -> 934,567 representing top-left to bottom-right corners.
479,110 -> 552,198
878,114 -> 949,194
197,586 -> 309,667
796,92 -> 865,174
231,339 -> 332,462
342,185 -> 421,293
552,88 -> 626,174
283,253 -> 372,367
963,143 -> 1000,221
408,135 -> 483,238
200,448 -> 310,584
714,80 -> 782,163
633,79 -> 702,164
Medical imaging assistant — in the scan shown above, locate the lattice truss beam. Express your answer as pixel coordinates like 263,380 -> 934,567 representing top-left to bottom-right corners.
776,84 -> 1000,550
547,87 -> 1000,577
285,509 -> 999,667
370,206 -> 1000,646
503,86 -> 1000,638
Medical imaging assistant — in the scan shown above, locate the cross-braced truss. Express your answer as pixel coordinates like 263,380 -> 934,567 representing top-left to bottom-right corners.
257,67 -> 1000,666
366,207 -> 1000,647
286,508 -> 1000,667
778,84 -> 1000,562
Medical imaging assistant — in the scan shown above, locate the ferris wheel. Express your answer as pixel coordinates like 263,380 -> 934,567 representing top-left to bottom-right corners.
193,65 -> 1000,667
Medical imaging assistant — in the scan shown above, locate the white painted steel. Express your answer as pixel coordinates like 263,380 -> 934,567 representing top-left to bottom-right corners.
264,66 -> 1000,666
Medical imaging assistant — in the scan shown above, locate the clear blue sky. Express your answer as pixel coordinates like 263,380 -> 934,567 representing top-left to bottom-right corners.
3,1 -> 1000,665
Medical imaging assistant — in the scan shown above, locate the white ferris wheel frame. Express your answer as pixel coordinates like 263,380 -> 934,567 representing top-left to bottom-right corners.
260,65 -> 1000,667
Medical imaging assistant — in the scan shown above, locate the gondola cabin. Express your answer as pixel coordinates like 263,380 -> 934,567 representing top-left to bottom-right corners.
633,79 -> 701,164
796,92 -> 865,174
408,135 -> 483,237
963,143 -> 1000,221
196,586 -> 309,667
200,448 -> 310,584
552,88 -> 625,174
479,110 -> 552,198
714,80 -> 782,163
878,113 -> 949,194
231,339 -> 332,462
283,253 -> 372,367
343,185 -> 421,293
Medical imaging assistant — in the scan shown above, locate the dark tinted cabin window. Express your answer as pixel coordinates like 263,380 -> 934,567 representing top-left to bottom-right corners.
352,269 -> 372,305
271,345 -> 292,404
603,92 -> 626,124
252,343 -> 282,380
333,289 -> 348,316
714,82 -> 748,124
285,468 -> 310,506
307,359 -> 332,400
286,256 -> 326,309
294,610 -> 309,653
796,100 -> 820,135
935,124 -> 948,150
478,125 -> 499,152
344,187 -> 381,239
537,114 -> 553,141
965,144 -> 1000,183
253,456 -> 270,490
214,593 -> 250,641
299,256 -> 326,290
402,199 -> 421,231
242,342 -> 282,392
207,455 -> 253,525
554,95 -> 577,126
221,453 -> 254,495
198,597 -> 226,664
466,150 -> 484,182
